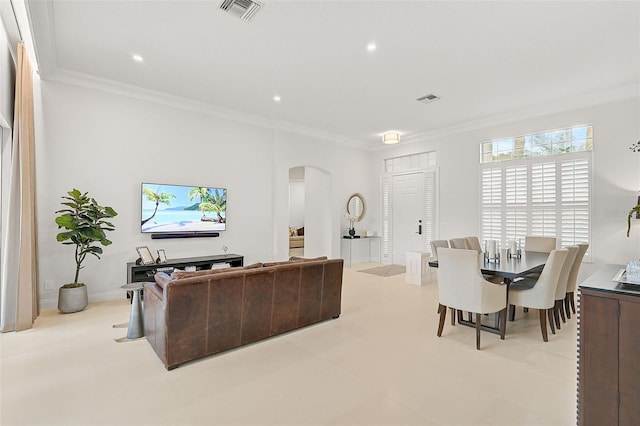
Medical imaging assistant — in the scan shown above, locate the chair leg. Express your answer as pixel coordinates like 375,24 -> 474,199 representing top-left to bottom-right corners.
553,303 -> 561,330
499,308 -> 507,340
547,308 -> 556,334
476,313 -> 481,350
558,299 -> 566,323
523,307 -> 529,313
508,304 -> 516,321
568,292 -> 576,314
538,309 -> 549,342
564,295 -> 571,320
451,308 -> 456,325
437,304 -> 447,337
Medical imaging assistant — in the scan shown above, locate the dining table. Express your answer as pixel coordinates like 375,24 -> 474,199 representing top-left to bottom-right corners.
428,250 -> 550,335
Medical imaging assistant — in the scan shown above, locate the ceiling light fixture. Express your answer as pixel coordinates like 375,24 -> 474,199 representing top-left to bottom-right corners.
132,54 -> 144,63
382,132 -> 400,145
366,42 -> 377,52
273,95 -> 281,102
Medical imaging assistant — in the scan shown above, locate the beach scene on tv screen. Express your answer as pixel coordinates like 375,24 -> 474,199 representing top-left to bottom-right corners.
141,184 -> 226,233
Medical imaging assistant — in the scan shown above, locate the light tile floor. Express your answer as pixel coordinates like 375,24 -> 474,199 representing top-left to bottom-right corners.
0,264 -> 577,425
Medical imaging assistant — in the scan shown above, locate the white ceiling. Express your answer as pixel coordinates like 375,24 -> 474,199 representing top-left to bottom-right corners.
25,0 -> 640,148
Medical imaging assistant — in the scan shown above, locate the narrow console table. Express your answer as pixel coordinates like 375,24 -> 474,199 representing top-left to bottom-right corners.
340,236 -> 381,267
578,264 -> 640,426
126,254 -> 244,283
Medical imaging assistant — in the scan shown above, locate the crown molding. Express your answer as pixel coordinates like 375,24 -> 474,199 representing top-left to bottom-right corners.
374,82 -> 640,151
271,121 -> 369,150
43,68 -> 370,151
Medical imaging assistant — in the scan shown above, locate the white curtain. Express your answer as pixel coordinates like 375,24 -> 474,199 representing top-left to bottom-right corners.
0,42 -> 38,332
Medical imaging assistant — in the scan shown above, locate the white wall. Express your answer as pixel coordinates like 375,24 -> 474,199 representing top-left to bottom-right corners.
288,179 -> 305,229
35,81 -> 374,308
372,96 -> 640,280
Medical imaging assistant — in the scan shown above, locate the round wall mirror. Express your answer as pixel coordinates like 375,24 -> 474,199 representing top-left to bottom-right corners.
347,193 -> 366,222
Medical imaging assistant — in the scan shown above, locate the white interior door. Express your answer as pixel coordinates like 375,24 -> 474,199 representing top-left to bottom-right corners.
392,173 -> 424,265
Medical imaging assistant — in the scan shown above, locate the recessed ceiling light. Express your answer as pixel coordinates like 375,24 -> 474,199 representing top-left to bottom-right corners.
132,54 -> 144,63
273,95 -> 281,102
366,42 -> 377,53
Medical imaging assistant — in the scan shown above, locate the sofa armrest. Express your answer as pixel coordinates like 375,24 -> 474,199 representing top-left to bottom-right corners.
143,281 -> 168,368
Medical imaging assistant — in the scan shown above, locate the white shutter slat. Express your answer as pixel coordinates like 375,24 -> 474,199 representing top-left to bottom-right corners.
382,177 -> 391,261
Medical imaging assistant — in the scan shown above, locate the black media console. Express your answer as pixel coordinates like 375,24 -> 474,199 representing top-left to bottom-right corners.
126,254 -> 244,284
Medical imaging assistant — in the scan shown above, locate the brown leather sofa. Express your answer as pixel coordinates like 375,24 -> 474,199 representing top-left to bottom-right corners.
143,257 -> 344,370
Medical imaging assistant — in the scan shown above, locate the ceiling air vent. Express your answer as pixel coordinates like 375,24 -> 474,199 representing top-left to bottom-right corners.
219,0 -> 264,21
417,94 -> 440,104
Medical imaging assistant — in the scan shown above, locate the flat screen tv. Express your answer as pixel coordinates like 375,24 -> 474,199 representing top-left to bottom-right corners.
141,183 -> 227,234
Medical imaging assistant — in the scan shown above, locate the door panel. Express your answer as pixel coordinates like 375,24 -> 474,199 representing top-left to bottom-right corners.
392,173 -> 423,265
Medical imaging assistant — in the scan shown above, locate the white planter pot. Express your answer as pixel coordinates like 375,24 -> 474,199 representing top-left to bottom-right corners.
58,285 -> 88,313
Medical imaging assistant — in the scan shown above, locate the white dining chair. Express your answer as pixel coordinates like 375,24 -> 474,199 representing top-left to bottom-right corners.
552,245 -> 579,329
449,238 -> 468,250
430,240 -> 455,319
564,243 -> 589,318
429,240 -> 450,260
508,248 -> 569,342
436,248 -> 507,349
464,236 -> 483,253
524,236 -> 557,253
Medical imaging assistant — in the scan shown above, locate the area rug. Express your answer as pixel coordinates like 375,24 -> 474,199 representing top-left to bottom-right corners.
359,264 -> 406,277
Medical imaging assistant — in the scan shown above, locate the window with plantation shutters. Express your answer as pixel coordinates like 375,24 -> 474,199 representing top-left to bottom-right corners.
482,167 -> 502,242
505,165 -> 528,243
381,176 -> 391,262
480,125 -> 592,261
423,171 -> 436,249
560,157 -> 590,246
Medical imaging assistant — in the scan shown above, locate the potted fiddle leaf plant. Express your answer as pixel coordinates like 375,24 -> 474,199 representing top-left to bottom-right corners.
55,189 -> 117,313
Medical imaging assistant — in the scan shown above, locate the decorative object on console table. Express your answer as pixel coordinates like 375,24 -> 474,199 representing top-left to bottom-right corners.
156,249 -> 167,263
55,189 -> 117,313
344,193 -> 366,238
136,246 -> 155,265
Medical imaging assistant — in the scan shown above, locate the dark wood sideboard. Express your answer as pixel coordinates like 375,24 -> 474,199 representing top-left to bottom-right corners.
578,264 -> 640,426
126,254 -> 244,283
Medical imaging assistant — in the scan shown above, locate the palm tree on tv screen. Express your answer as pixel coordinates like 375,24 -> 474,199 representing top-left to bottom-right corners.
141,187 -> 176,226
188,187 -> 226,223
188,187 -> 215,221
209,188 -> 226,223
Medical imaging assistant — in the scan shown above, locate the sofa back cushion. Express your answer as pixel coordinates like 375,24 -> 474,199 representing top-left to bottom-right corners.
263,256 -> 327,268
170,262 -> 263,279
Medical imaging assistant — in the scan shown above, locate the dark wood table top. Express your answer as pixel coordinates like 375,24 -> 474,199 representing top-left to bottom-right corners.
429,250 -> 549,282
